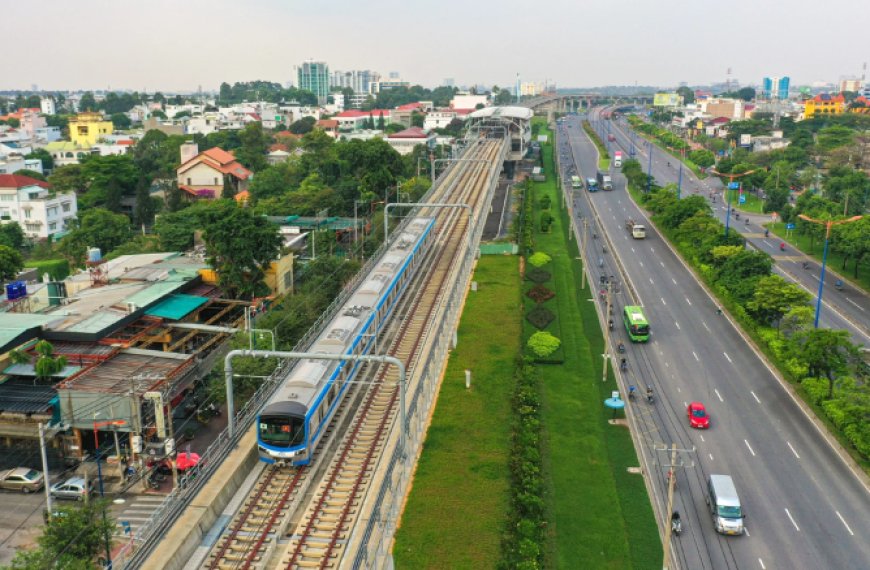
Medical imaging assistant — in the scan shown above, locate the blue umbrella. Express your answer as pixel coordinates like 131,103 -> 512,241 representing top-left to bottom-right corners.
604,396 -> 625,419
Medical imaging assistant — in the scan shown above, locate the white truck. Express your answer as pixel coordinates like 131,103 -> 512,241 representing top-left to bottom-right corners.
596,171 -> 613,191
625,218 -> 646,239
614,150 -> 623,168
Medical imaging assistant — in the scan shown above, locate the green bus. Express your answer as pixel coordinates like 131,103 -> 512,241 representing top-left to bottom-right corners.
571,175 -> 582,189
623,305 -> 650,342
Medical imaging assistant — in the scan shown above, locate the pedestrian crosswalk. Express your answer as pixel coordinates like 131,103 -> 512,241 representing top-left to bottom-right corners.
113,494 -> 166,538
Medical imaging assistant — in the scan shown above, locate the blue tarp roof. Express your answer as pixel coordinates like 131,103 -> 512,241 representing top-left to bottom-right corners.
145,294 -> 208,320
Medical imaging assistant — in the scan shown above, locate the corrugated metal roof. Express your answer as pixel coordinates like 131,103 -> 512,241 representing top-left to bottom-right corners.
0,314 -> 64,351
123,280 -> 188,309
145,294 -> 208,320
0,378 -> 56,414
2,363 -> 81,378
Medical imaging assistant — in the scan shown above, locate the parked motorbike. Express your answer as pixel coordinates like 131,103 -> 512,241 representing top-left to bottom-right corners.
671,511 -> 682,535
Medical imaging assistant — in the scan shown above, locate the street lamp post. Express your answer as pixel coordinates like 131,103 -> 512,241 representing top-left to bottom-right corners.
677,148 -> 684,199
797,214 -> 863,328
709,168 -> 760,237
646,142 -> 653,193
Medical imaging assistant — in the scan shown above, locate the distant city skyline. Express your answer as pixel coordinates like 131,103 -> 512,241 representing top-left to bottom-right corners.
1,0 -> 866,93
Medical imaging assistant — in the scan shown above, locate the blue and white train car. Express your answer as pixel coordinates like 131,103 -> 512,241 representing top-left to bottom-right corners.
257,217 -> 435,466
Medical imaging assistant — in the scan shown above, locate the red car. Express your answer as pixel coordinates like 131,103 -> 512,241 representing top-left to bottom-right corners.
687,402 -> 710,429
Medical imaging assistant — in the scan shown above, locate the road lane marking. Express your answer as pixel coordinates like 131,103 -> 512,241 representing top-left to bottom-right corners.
649,278 -> 654,284
723,352 -> 733,363
672,278 -> 677,285
650,247 -> 655,252
846,298 -> 864,311
661,297 -> 667,305
785,508 -> 800,531
751,391 -> 761,404
685,297 -> 692,306
758,558 -> 765,569
787,441 -> 800,459
699,434 -> 705,442
675,322 -> 680,330
702,321 -> 710,331
665,361 -> 670,367
631,247 -> 636,253
715,389 -> 723,402
692,351 -> 699,362
835,511 -> 854,536
744,527 -> 751,537
640,261 -> 644,267
745,439 -> 756,456
709,453 -> 714,461
683,401 -> 687,407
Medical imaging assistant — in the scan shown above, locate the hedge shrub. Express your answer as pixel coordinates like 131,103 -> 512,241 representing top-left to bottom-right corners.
525,267 -> 551,284
527,331 -> 560,358
526,306 -> 555,330
527,252 -> 552,268
526,285 -> 555,304
25,259 -> 70,281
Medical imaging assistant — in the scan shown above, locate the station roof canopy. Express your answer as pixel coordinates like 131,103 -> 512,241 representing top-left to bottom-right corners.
468,106 -> 534,120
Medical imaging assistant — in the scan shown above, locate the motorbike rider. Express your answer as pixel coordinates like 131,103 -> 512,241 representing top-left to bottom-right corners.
620,357 -> 627,371
671,511 -> 682,534
646,385 -> 654,402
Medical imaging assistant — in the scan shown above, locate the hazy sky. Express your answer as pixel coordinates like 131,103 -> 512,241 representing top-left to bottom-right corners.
3,0 -> 867,92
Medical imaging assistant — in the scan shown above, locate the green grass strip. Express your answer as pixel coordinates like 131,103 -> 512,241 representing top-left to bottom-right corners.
534,119 -> 662,569
394,256 -> 520,570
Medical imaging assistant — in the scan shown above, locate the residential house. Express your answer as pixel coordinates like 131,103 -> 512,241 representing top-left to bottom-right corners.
176,145 -> 252,200
143,116 -> 186,136
848,96 -> 870,115
450,94 -> 488,110
45,141 -> 95,167
334,109 -> 392,132
0,174 -> 77,239
0,153 -> 44,175
803,93 -> 846,118
68,112 -> 114,146
385,127 -> 435,155
316,119 -> 339,138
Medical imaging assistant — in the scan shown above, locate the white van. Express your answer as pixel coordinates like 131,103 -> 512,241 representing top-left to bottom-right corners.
706,474 -> 745,535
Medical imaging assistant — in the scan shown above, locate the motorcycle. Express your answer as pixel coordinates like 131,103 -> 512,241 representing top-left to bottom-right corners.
646,387 -> 654,404
671,511 -> 682,535
628,385 -> 636,401
620,358 -> 628,372
608,319 -> 614,331
779,243 -> 786,252
617,342 -> 625,354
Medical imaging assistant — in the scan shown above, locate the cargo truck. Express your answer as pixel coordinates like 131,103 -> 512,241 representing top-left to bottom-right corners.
596,171 -> 613,191
614,151 -> 623,167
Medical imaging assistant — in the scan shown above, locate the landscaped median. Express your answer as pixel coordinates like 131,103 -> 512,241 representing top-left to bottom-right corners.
582,120 -> 611,171
626,116 -> 708,179
395,121 -> 661,569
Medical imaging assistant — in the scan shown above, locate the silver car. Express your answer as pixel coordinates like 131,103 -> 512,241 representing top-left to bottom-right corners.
0,468 -> 45,493
50,476 -> 94,501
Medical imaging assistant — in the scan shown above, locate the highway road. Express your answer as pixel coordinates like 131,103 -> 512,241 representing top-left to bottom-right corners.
556,114 -> 870,570
594,110 -> 870,345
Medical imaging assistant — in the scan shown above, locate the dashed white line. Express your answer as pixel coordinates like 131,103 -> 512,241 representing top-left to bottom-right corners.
672,278 -> 677,285
785,508 -> 800,531
660,261 -> 666,268
787,441 -> 800,459
702,321 -> 710,332
846,298 -> 864,311
649,277 -> 654,284
692,351 -> 699,362
685,297 -> 692,306
723,352 -> 733,363
714,389 -> 724,402
665,361 -> 670,368
661,297 -> 667,305
640,261 -> 644,268
631,247 -> 636,253
708,453 -> 714,461
675,322 -> 680,330
745,439 -> 756,457
758,558 -> 765,569
744,527 -> 751,537
751,391 -> 761,404
699,434 -> 705,442
650,247 -> 655,252
836,511 -> 854,536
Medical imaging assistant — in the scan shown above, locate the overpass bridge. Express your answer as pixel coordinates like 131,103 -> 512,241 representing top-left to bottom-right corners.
524,93 -> 655,116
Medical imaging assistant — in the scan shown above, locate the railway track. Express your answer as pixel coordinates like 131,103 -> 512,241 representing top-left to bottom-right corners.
201,139 -> 502,570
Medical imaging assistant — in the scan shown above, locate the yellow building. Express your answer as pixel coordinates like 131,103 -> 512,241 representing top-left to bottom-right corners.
803,93 -> 845,119
68,112 -> 114,146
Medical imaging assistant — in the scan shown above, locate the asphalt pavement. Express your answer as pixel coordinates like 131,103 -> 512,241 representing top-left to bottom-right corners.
556,114 -> 870,570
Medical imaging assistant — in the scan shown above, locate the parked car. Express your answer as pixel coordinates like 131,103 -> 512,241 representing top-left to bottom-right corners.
0,468 -> 45,493
687,402 -> 710,429
50,476 -> 94,501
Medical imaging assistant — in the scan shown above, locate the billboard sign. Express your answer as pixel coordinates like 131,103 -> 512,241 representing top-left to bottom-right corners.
728,182 -> 740,190
739,134 -> 752,147
653,93 -> 683,107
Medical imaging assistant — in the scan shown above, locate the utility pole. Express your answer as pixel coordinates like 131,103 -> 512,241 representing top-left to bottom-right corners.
601,280 -> 613,383
38,423 -> 53,520
580,218 -> 589,290
655,443 -> 695,570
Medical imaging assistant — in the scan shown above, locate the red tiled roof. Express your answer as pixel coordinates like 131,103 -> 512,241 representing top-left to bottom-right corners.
0,174 -> 51,189
177,147 -> 252,180
396,102 -> 422,111
269,143 -> 289,152
247,112 -> 261,121
316,119 -> 339,128
811,93 -> 845,103
388,127 -> 430,139
117,139 -> 135,145
712,117 -> 730,124
453,109 -> 473,116
335,109 -> 391,118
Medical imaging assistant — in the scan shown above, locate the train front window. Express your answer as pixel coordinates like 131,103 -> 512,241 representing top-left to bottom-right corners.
259,416 -> 305,448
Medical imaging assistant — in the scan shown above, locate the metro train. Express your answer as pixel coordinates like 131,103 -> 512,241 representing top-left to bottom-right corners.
257,217 -> 436,466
